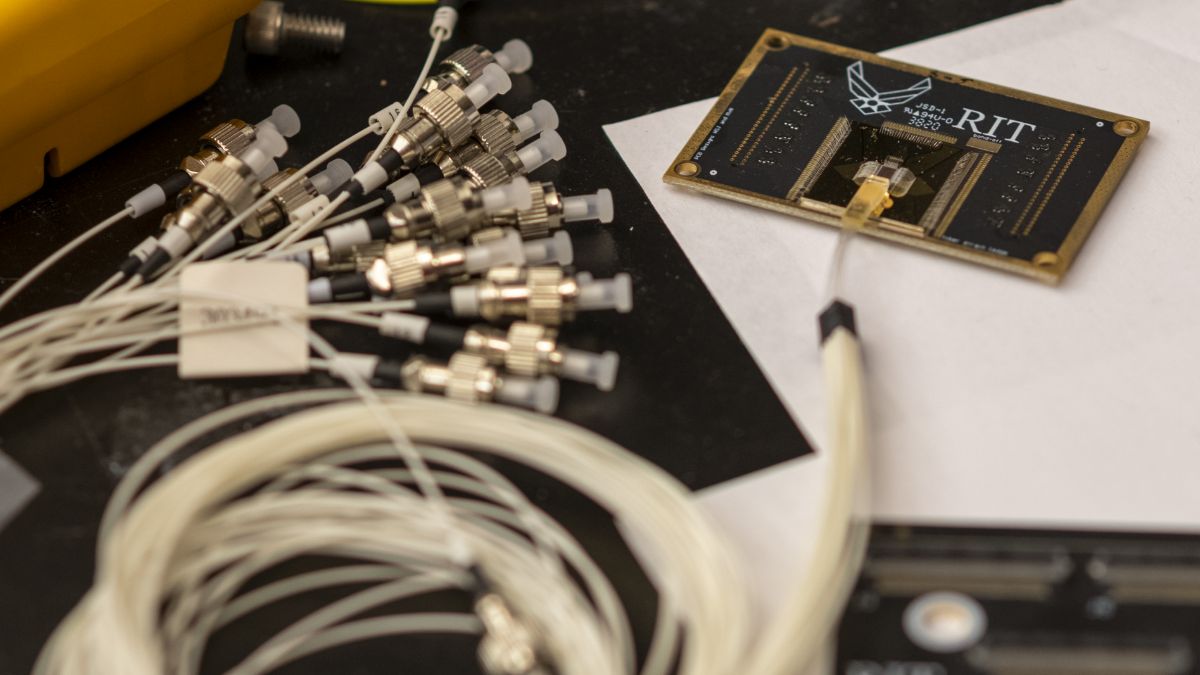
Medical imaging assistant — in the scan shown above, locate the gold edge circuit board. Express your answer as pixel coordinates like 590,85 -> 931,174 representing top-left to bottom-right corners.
663,29 -> 1149,284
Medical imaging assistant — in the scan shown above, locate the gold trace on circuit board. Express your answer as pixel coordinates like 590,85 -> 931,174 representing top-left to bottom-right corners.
730,65 -> 807,167
787,116 -> 850,201
1011,134 -> 1086,238
842,175 -> 893,230
663,28 -> 1150,284
966,137 -> 1002,153
880,121 -> 958,147
920,151 -> 980,235
932,153 -> 989,238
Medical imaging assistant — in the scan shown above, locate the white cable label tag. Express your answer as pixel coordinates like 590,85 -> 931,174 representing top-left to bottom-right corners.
0,450 -> 39,533
179,261 -> 309,378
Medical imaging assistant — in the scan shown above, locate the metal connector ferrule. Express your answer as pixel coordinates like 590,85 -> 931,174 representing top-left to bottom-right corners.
355,240 -> 469,297
482,182 -> 562,240
439,145 -> 521,190
474,267 -> 581,326
381,177 -> 500,243
401,353 -> 498,404
181,119 -> 256,175
424,45 -> 495,93
476,592 -> 543,675
164,155 -> 260,242
390,86 -> 478,166
245,169 -> 319,240
464,322 -> 562,377
470,110 -> 521,157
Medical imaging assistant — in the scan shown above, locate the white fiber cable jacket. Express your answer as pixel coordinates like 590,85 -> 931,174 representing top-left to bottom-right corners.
745,327 -> 869,675
41,393 -> 750,675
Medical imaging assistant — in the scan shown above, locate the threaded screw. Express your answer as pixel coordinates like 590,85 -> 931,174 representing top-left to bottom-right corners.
244,1 -> 346,56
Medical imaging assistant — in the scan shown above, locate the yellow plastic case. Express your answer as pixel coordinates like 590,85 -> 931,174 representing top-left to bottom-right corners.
0,0 -> 258,211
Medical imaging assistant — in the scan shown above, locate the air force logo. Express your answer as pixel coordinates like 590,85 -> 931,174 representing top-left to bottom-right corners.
846,61 -> 931,115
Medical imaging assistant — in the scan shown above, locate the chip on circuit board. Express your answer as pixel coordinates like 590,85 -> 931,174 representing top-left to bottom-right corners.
664,30 -> 1147,283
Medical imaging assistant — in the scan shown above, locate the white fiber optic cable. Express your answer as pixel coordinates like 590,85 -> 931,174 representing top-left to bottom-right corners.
368,28 -> 448,163
39,391 -> 751,675
744,180 -> 879,675
0,207 -> 134,313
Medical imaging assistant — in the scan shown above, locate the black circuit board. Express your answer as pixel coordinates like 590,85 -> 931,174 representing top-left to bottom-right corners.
665,30 -> 1147,283
839,525 -> 1200,675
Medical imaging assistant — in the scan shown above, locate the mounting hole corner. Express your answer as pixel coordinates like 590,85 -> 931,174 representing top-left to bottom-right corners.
1033,252 -> 1060,268
765,35 -> 789,50
1113,120 -> 1140,137
903,592 -> 988,654
674,161 -> 701,177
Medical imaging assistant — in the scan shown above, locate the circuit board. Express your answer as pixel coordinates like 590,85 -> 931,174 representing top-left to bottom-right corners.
663,30 -> 1148,283
839,526 -> 1200,674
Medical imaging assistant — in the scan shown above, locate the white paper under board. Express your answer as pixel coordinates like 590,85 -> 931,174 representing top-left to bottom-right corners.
604,0 -> 1200,537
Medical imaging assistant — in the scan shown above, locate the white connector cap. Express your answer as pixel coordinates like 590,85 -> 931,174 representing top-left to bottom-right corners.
430,6 -> 457,39
258,104 -> 301,138
308,278 -> 333,303
380,312 -> 431,344
324,218 -> 375,253
512,100 -> 558,143
463,229 -> 525,273
159,225 -> 194,257
288,195 -> 330,224
522,231 -> 573,266
330,352 -> 381,382
463,64 -> 513,110
563,188 -> 614,224
241,124 -> 289,179
310,159 -> 353,195
450,285 -> 481,317
352,161 -> 391,194
479,177 -> 533,213
561,349 -> 620,391
202,231 -> 238,259
496,374 -> 559,414
576,273 -> 633,313
515,130 -> 567,174
128,236 -> 159,260
387,174 -> 422,202
493,39 -> 533,75
125,184 -> 167,218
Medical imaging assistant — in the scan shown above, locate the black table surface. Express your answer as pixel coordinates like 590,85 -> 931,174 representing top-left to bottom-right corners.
0,1 -> 1052,672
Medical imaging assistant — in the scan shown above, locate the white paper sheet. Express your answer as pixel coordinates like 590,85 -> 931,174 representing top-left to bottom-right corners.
605,0 -> 1200,622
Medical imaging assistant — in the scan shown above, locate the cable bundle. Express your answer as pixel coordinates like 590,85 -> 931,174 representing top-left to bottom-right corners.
0,13 -> 625,417
34,391 -> 750,675
2,3 -> 873,673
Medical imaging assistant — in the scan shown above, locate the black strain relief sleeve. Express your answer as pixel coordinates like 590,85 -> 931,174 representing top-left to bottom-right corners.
376,149 -> 404,175
367,216 -> 392,240
159,170 -> 193,198
372,358 -> 406,387
413,163 -> 446,186
413,292 -> 454,314
424,323 -> 469,351
818,299 -> 858,344
136,248 -> 173,281
118,255 -> 142,279
330,273 -> 373,301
